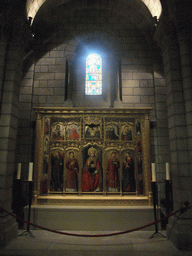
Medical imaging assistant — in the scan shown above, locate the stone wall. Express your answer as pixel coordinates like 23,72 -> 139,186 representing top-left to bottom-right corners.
17,18 -> 169,204
0,40 -> 24,247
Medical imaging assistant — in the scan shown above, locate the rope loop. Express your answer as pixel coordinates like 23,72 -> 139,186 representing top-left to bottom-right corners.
0,205 -> 188,238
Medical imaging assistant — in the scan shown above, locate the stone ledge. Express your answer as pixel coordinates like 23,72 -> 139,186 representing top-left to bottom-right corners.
0,216 -> 18,248
167,216 -> 192,251
35,195 -> 149,206
24,204 -> 158,231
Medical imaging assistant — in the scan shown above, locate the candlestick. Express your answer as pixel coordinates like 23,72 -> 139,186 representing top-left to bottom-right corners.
150,180 -> 166,238
166,162 -> 170,180
28,162 -> 33,181
151,163 -> 156,182
17,163 -> 21,180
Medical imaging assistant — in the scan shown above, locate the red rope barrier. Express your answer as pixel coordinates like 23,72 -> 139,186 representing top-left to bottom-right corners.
0,206 -> 186,238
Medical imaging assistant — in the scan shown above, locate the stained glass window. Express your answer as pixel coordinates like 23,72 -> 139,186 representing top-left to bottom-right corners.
85,54 -> 102,95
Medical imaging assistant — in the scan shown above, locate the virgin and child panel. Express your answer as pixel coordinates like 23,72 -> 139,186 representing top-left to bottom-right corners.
49,150 -> 64,192
81,146 -> 102,192
121,124 -> 133,141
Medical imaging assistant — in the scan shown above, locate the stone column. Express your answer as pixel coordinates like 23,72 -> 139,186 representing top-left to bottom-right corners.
0,8 -> 26,246
175,18 -> 192,208
152,45 -> 170,203
163,32 -> 191,250
114,60 -> 123,108
0,34 -> 8,107
17,60 -> 36,178
154,3 -> 192,248
0,42 -> 24,247
167,2 -> 192,249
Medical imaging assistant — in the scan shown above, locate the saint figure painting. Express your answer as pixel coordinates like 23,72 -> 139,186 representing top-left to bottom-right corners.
107,151 -> 120,192
65,152 -> 79,192
81,147 -> 102,192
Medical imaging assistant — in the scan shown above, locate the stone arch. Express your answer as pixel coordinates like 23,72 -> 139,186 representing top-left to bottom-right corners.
26,0 -> 162,24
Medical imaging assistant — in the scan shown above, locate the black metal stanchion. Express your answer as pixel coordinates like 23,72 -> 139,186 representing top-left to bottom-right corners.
19,181 -> 35,237
12,178 -> 25,229
150,181 -> 166,238
165,180 -> 173,216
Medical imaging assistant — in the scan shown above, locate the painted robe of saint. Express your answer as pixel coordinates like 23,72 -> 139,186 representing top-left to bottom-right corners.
50,151 -> 64,191
122,152 -> 136,192
65,152 -> 79,192
68,124 -> 79,140
107,151 -> 120,192
81,147 -> 102,192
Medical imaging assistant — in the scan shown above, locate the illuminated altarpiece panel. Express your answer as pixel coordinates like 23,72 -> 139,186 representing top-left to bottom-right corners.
34,108 -> 152,206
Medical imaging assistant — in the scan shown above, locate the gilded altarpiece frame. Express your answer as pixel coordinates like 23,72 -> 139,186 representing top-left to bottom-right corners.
34,108 -> 152,206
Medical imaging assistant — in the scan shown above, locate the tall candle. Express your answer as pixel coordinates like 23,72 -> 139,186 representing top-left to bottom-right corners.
28,162 -> 33,181
17,163 -> 21,180
166,162 -> 170,180
151,163 -> 156,182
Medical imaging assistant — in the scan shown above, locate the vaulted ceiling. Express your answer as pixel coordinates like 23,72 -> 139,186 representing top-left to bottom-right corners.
25,0 -> 162,38
26,0 -> 162,23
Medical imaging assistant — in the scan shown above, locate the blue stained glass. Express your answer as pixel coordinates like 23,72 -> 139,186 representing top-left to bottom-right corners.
85,54 -> 102,95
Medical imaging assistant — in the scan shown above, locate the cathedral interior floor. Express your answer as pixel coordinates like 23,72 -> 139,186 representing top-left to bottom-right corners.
1,229 -> 191,256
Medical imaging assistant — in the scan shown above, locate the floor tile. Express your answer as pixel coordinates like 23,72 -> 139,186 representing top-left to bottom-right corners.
1,230 -> 190,256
